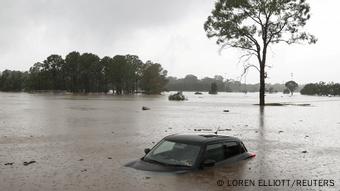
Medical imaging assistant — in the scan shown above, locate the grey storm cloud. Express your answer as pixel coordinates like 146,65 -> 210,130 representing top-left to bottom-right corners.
1,0 -> 340,83
0,0 -> 198,54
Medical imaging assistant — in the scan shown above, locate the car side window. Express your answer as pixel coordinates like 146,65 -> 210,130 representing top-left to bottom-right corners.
224,142 -> 244,158
205,143 -> 225,162
205,141 -> 245,162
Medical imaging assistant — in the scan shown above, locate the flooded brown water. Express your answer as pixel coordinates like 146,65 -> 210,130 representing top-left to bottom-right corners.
0,92 -> 339,191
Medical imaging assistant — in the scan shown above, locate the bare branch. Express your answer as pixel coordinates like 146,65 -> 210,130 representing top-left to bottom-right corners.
241,63 -> 260,79
237,52 -> 256,65
245,63 -> 260,73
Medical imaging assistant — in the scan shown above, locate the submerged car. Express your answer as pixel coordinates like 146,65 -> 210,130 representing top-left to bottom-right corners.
125,134 -> 255,172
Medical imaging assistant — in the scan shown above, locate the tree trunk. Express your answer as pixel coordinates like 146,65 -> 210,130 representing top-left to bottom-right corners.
259,65 -> 265,106
259,42 -> 267,106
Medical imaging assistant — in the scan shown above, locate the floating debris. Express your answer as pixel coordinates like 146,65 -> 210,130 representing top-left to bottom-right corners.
142,106 -> 150,110
79,159 -> 84,161
194,92 -> 203,95
194,128 -> 212,132
23,161 -> 36,166
4,162 -> 14,166
168,92 -> 186,101
145,176 -> 151,179
223,110 -> 230,112
81,169 -> 87,172
295,104 -> 311,107
301,150 -> 308,154
278,131 -> 284,133
107,157 -> 112,160
219,128 -> 232,131
305,135 -> 309,138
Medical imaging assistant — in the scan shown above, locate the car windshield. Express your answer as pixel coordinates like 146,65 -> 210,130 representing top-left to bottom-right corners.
144,140 -> 201,167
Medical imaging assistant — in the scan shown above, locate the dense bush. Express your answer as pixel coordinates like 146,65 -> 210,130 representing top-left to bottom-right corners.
168,92 -> 186,101
283,89 -> 290,94
285,81 -> 298,95
300,82 -> 340,96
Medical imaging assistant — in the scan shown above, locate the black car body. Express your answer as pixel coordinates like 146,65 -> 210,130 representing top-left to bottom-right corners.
125,134 -> 255,172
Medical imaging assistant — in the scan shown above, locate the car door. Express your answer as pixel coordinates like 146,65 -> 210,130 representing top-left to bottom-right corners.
204,141 -> 246,166
204,142 -> 226,163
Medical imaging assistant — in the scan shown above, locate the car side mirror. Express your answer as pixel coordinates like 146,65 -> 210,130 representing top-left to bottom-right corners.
202,159 -> 216,167
144,148 -> 151,154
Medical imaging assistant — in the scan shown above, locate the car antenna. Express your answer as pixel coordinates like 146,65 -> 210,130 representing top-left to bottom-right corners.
214,126 -> 220,135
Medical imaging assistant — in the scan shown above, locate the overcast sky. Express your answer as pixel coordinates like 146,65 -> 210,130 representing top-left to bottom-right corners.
1,0 -> 339,84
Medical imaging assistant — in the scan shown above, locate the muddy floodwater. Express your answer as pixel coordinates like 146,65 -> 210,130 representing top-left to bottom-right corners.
0,92 -> 339,191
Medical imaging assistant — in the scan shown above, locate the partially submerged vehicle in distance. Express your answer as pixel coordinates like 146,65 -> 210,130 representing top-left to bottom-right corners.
125,134 -> 255,172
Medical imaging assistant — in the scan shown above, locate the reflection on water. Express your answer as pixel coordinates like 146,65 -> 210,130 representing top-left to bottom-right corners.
255,106 -> 271,184
0,92 -> 339,191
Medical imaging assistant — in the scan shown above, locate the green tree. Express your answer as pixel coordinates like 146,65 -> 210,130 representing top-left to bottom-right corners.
64,51 -> 81,92
209,82 -> 218,94
89,55 -> 105,92
111,55 -> 126,94
106,55 -> 143,94
214,75 -> 225,92
27,62 -> 44,90
124,55 -> 144,94
0,70 -> 27,91
140,61 -> 168,94
201,77 -> 216,91
182,74 -> 199,91
204,0 -> 316,105
101,56 -> 113,93
42,55 -> 65,90
79,53 -> 100,93
285,80 -> 298,95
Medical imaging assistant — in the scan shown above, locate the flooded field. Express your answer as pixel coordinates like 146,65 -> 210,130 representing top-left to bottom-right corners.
0,92 -> 339,191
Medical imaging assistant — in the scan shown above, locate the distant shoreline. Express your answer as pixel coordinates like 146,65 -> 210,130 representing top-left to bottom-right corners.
1,90 -> 339,98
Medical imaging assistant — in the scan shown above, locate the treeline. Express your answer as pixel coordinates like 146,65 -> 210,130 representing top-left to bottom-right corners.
166,74 -> 288,93
0,70 -> 29,92
0,52 -> 168,94
301,82 -> 340,96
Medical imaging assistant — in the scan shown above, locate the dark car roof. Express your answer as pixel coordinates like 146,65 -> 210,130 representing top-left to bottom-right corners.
164,134 -> 241,145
